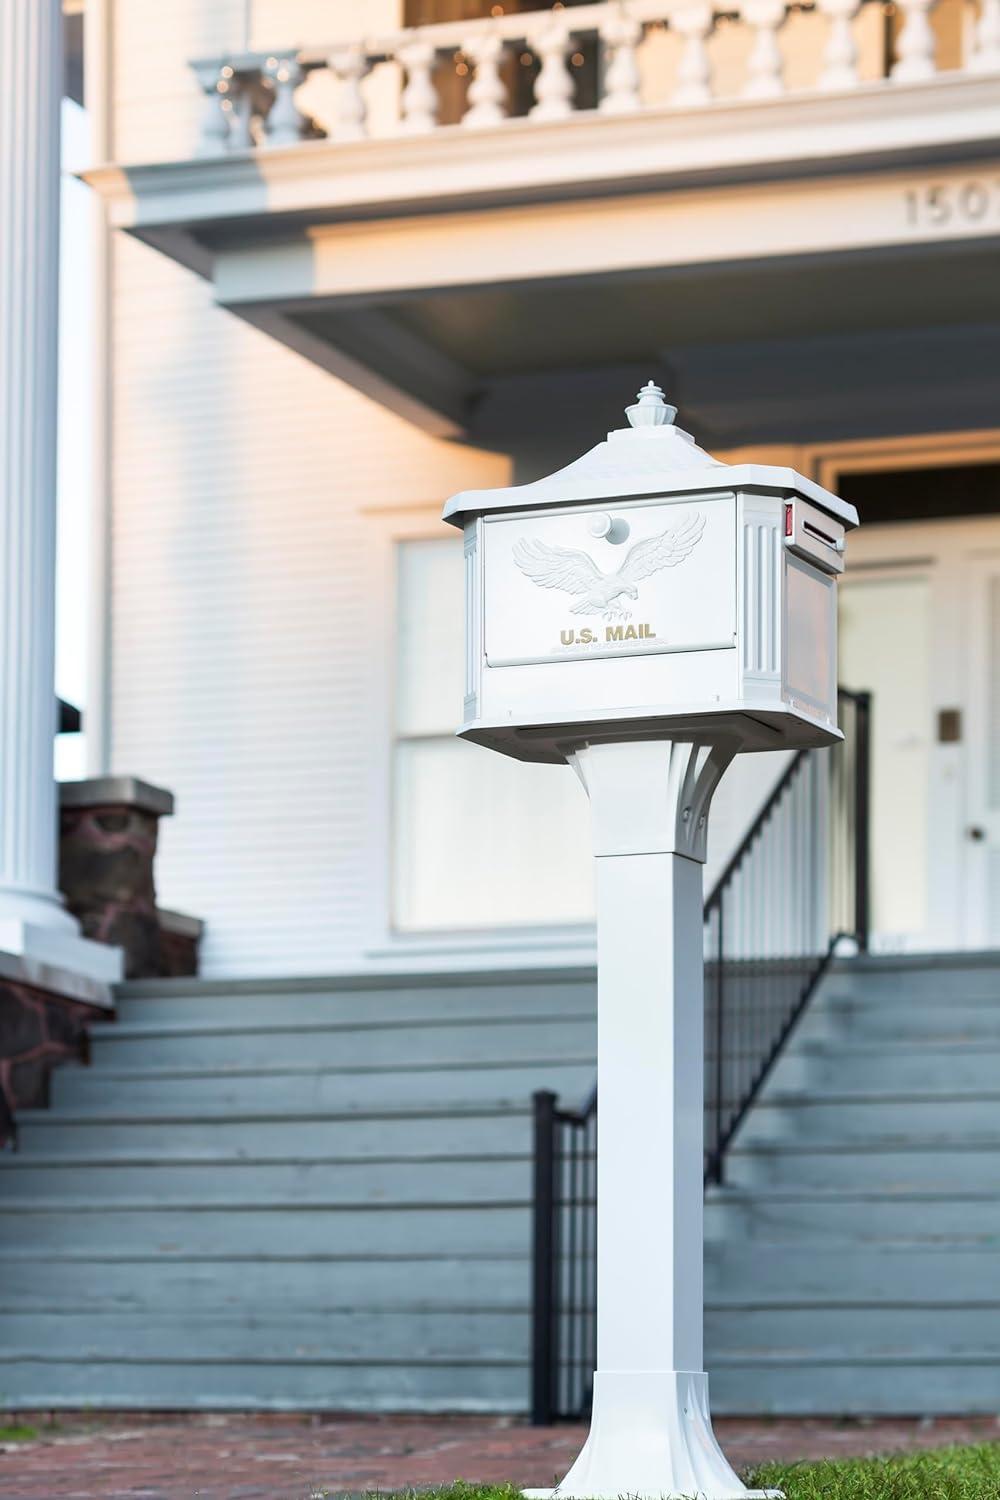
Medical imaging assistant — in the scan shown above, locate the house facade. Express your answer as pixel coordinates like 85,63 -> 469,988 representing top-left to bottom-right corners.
77,0 -> 1000,974
0,0 -> 998,1416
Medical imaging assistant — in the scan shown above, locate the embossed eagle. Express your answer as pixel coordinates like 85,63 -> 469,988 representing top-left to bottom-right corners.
512,511 -> 706,622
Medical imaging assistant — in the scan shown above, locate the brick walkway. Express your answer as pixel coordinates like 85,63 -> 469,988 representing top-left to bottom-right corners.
1,1412 -> 998,1500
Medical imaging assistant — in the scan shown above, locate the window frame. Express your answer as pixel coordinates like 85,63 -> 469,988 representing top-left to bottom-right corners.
361,500 -> 596,967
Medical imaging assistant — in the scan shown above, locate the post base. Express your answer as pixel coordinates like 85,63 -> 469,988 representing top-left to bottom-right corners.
530,1370 -> 782,1500
0,920 -> 122,991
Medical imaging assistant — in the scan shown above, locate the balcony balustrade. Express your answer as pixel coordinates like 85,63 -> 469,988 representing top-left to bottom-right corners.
191,0 -> 1000,156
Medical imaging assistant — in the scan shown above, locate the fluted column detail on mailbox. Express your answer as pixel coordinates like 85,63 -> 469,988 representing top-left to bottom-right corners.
0,0 -> 78,939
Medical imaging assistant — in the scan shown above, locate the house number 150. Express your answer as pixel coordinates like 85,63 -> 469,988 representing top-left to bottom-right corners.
905,182 -> 1000,228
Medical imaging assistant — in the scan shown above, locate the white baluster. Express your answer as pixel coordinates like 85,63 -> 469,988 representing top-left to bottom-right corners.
818,0 -> 860,87
969,0 -> 1000,70
742,0 -> 787,97
398,37 -> 438,132
194,64 -> 233,155
228,86 -> 255,151
263,56 -> 306,146
891,0 -> 937,79
600,7 -> 642,114
329,44 -> 369,141
530,16 -> 575,120
671,4 -> 714,105
462,31 -> 508,128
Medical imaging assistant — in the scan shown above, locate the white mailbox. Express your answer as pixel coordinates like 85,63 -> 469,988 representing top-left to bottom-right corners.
444,382 -> 857,763
443,384 -> 861,1500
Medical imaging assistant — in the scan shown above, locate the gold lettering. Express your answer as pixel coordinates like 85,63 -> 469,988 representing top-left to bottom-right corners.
624,624 -> 638,640
606,625 -> 624,642
560,629 -> 575,646
579,628 -> 595,644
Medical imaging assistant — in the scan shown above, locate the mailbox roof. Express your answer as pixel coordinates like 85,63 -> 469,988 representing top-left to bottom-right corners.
442,422 -> 859,528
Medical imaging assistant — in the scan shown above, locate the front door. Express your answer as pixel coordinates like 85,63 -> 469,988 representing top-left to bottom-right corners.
837,513 -> 1000,952
964,552 -> 1000,947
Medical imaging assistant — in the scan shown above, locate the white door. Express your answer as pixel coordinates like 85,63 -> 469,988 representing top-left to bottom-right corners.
839,568 -> 936,950
838,516 -> 1000,953
964,553 -> 1000,948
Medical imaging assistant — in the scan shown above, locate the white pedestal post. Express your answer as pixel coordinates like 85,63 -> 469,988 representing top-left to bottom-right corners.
543,737 -> 775,1500
0,0 -> 119,988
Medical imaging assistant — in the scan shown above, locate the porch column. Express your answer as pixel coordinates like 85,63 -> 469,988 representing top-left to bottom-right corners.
0,0 -> 118,984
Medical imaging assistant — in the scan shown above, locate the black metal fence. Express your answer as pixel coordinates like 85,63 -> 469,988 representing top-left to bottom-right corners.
530,688 -> 872,1424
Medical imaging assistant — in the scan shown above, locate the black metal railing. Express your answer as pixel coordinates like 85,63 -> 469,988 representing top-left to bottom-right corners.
530,688 -> 872,1424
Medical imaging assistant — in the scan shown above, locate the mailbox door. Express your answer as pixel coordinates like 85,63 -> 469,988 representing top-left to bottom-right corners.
482,492 -> 737,669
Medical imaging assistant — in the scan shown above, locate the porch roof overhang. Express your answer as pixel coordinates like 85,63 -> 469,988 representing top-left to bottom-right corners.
85,74 -> 1000,449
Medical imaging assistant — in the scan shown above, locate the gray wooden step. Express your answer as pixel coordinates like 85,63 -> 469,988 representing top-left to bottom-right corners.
0,1154 -> 532,1206
88,1014 -> 596,1070
704,1244 -> 1000,1301
0,1253 -> 531,1311
50,1058 -> 594,1113
739,1091 -> 1000,1142
0,1203 -> 531,1255
824,1000 -> 1000,1042
708,1357 -> 1000,1415
705,1187 -> 1000,1244
726,1136 -> 1000,1189
826,954 -> 1000,1002
114,972 -> 595,1028
15,1108 -> 536,1159
0,1309 -> 530,1362
706,1304 -> 1000,1354
782,1040 -> 1000,1093
0,1359 -> 528,1412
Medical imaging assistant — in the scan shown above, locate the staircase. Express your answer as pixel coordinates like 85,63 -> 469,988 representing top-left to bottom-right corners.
0,969 -> 595,1410
2,953 -> 998,1413
705,951 -> 1000,1414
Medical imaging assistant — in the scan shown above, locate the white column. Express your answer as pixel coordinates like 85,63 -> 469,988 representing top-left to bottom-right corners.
0,0 -> 119,984
543,737 -> 772,1500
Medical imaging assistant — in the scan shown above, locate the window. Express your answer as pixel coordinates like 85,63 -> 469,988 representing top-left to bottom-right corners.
391,537 -> 594,932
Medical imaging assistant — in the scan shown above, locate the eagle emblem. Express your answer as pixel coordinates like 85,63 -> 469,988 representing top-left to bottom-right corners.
512,511 -> 706,623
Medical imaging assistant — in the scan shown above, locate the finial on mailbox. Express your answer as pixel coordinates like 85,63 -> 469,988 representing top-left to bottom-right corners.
626,380 -> 677,429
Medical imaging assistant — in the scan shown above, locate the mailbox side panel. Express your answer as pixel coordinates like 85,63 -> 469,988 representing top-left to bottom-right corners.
783,553 -> 838,726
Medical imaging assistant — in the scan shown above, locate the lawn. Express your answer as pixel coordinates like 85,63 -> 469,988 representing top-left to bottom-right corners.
361,1449 -> 1000,1500
746,1443 -> 1000,1498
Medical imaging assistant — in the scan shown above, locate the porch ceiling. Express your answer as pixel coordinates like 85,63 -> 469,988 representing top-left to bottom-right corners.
86,78 -> 1000,450
247,237 -> 1000,456
310,243 -> 1000,379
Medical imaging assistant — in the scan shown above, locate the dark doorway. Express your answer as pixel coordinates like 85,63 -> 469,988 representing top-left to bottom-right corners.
838,464 -> 1000,525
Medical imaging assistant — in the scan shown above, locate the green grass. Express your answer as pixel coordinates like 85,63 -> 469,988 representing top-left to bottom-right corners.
325,1449 -> 1000,1500
746,1443 -> 1000,1498
0,1424 -> 39,1443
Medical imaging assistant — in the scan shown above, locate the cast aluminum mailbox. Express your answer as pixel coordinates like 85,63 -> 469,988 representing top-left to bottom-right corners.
444,383 -> 858,762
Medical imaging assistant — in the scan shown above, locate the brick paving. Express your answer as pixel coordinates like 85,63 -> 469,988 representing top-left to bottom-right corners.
0,1412 -> 998,1500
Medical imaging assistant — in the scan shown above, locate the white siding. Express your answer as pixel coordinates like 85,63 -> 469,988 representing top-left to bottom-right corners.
109,232 -> 506,976
106,0 -> 508,979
